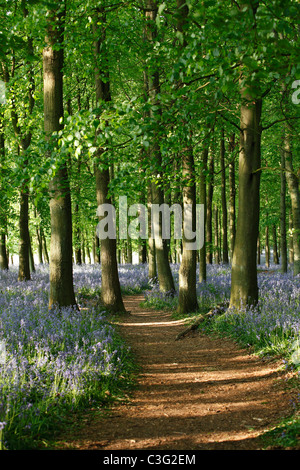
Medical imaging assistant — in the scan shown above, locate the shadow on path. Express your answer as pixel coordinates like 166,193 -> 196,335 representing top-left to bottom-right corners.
55,294 -> 295,450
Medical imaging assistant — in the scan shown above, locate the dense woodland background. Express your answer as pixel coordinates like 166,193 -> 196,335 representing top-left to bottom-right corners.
1,0 -> 300,451
0,0 -> 299,313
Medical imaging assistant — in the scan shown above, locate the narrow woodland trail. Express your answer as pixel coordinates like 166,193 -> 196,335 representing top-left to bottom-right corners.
55,295 -> 296,451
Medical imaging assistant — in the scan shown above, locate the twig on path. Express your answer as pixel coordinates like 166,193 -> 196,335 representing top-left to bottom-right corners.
175,301 -> 229,341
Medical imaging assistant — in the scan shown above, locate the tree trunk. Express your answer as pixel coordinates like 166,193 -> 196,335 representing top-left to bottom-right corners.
42,231 -> 49,264
0,115 -> 8,271
289,211 -> 294,265
95,165 -> 125,312
280,144 -> 287,273
214,206 -> 219,264
284,128 -> 300,275
74,203 -> 82,265
148,184 -> 157,279
220,129 -> 229,264
145,0 -> 175,294
206,153 -> 214,264
18,181 -> 31,281
257,234 -> 261,265
93,6 -> 125,313
228,134 -> 236,261
272,225 -> 279,265
265,225 -> 270,268
94,234 -> 100,263
177,0 -> 198,312
199,147 -> 208,282
230,95 -> 262,308
178,145 -> 199,313
43,3 -> 77,309
35,215 -> 44,264
29,235 -> 35,273
0,233 -> 8,270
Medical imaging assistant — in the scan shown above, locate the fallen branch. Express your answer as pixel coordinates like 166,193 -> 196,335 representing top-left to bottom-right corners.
175,301 -> 229,341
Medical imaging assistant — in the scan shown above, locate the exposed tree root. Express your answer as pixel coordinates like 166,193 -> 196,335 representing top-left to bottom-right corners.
175,300 -> 229,340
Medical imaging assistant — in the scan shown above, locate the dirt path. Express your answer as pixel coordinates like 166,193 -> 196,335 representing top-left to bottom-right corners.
55,295 -> 296,451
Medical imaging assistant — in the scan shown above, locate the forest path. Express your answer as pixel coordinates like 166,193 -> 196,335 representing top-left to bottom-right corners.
55,294 -> 295,451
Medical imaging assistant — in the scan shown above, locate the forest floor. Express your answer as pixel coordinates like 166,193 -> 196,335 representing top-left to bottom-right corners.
52,294 -> 299,451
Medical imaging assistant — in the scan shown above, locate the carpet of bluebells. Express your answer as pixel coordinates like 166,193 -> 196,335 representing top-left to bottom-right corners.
0,263 -> 149,449
1,261 -> 300,449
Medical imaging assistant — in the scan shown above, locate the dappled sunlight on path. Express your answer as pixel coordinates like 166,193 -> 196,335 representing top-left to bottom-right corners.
55,295 -> 296,450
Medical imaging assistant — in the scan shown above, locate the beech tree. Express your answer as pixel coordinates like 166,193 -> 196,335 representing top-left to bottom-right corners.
0,0 -> 299,316
43,1 -> 77,309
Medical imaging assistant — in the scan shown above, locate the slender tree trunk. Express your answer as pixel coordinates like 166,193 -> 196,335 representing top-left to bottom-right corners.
0,114 -> 8,271
206,153 -> 214,264
74,203 -> 82,265
265,225 -> 270,268
284,128 -> 300,275
228,134 -> 236,261
41,231 -> 49,264
29,235 -> 35,273
220,129 -> 229,264
199,147 -> 208,282
127,235 -> 132,264
93,6 -> 125,313
85,232 -> 91,264
257,234 -> 261,265
272,225 -> 279,265
43,3 -> 77,309
280,145 -> 287,273
94,235 -> 100,264
214,206 -> 219,264
0,233 -> 8,270
289,211 -> 294,265
145,0 -> 175,294
34,206 -> 44,264
18,182 -> 31,280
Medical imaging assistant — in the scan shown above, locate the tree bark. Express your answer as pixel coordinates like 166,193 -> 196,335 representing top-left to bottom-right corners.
220,129 -> 229,264
214,206 -> 219,264
284,128 -> 300,275
272,225 -> 279,265
280,144 -> 287,273
265,225 -> 270,268
145,0 -> 175,294
177,0 -> 198,312
178,145 -> 199,313
148,183 -> 157,278
230,95 -> 262,308
289,211 -> 294,265
199,147 -> 208,282
18,184 -> 31,280
93,6 -> 126,313
43,3 -> 77,309
0,114 -> 8,271
230,1 -> 262,308
206,153 -> 214,264
228,134 -> 236,261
